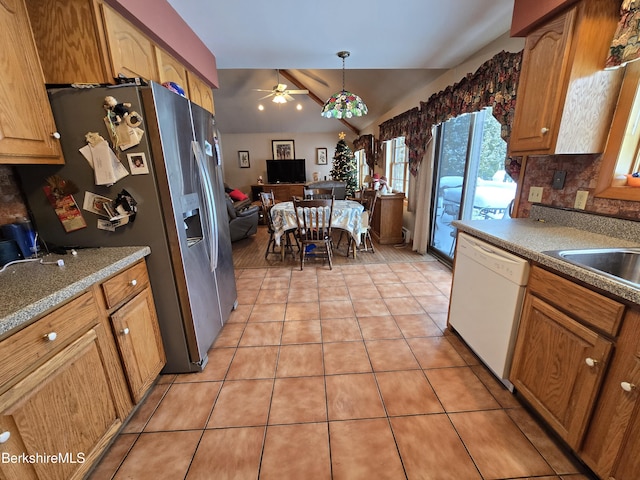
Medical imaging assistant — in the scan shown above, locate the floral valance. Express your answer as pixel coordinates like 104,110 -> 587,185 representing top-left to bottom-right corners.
378,50 -> 523,177
353,134 -> 376,170
606,0 -> 640,69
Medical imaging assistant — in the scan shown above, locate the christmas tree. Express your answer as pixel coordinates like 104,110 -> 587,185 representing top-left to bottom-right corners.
329,132 -> 358,197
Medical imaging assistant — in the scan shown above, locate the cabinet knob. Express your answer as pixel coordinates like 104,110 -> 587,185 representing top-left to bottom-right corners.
621,382 -> 636,392
0,431 -> 10,443
540,127 -> 549,135
129,279 -> 137,286
121,327 -> 130,335
44,332 -> 57,342
51,132 -> 61,139
585,357 -> 599,367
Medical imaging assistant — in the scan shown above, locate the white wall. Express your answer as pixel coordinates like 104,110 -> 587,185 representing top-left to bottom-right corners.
220,132 -> 345,195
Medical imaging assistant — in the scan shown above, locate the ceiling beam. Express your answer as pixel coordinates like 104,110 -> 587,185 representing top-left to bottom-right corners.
279,69 -> 360,136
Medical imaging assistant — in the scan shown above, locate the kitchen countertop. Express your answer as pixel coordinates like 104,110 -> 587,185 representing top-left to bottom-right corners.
0,246 -> 150,339
452,217 -> 640,305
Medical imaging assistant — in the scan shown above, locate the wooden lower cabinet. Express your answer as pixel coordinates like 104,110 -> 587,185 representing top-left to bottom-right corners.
581,308 -> 640,480
0,326 -> 121,480
251,183 -> 305,202
371,192 -> 405,244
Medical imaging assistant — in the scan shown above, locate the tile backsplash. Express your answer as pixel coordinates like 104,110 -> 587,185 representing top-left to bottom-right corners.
0,166 -> 28,225
516,153 -> 639,220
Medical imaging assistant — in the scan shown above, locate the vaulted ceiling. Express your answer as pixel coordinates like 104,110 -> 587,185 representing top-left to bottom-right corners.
166,0 -> 516,134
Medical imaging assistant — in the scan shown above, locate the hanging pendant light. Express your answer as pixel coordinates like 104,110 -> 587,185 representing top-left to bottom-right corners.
321,51 -> 368,119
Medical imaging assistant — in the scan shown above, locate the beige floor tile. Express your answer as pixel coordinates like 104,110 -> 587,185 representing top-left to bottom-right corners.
403,281 -> 443,296
347,283 -> 383,299
260,423 -> 331,480
235,277 -> 260,290
415,294 -> 450,314
377,283 -> 412,298
390,414 -> 481,479
395,270 -> 428,284
393,313 -> 443,338
174,348 -> 235,383
186,427 -> 264,480
226,304 -> 252,323
238,322 -> 283,346
343,273 -> 374,285
318,285 -> 350,301
238,268 -> 269,279
375,370 -> 443,416
248,303 -> 286,322
446,335 -> 482,365
155,374 -> 175,384
208,379 -> 273,427
329,418 -> 405,480
260,277 -> 291,290
265,268 -> 292,279
285,301 -> 319,320
365,338 -> 421,371
357,315 -> 402,340
408,336 -> 467,368
225,346 -> 279,380
288,287 -> 320,303
429,312 -> 449,330
384,296 -> 426,315
145,382 -> 221,431
470,364 -> 522,408
113,431 -> 201,480
88,433 -> 137,479
276,343 -> 324,377
319,300 -> 355,319
255,288 -> 289,304
323,341 -> 372,375
507,407 -> 584,475
321,317 -> 363,342
388,262 -> 417,272
425,366 -> 500,412
325,373 -> 385,420
268,376 -> 327,424
370,272 -> 401,285
450,410 -> 555,479
351,298 -> 391,317
281,319 -> 322,344
213,323 -> 245,348
121,383 -> 170,433
236,288 -> 259,305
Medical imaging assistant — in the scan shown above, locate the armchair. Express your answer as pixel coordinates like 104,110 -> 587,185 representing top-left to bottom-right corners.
226,195 -> 259,242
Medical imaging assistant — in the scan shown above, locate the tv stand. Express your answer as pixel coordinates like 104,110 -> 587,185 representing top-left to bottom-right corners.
251,183 -> 305,202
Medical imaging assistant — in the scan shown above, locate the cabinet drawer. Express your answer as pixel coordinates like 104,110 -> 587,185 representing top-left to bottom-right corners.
101,261 -> 149,309
528,266 -> 624,336
0,291 -> 98,388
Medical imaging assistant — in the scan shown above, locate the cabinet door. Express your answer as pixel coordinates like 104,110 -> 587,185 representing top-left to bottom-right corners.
509,7 -> 575,154
581,309 -> 640,478
110,288 -> 165,403
0,0 -> 62,164
0,328 -> 120,480
187,70 -> 214,114
612,392 -> 640,480
156,47 -> 189,97
510,293 -> 612,449
101,4 -> 158,81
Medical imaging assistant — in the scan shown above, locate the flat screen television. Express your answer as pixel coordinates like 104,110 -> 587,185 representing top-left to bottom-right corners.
266,159 -> 306,184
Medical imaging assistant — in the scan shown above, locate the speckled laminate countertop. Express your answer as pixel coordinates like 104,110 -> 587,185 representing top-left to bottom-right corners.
452,212 -> 640,305
0,246 -> 150,339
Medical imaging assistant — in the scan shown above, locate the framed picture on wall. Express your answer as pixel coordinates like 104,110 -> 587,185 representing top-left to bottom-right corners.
238,150 -> 250,168
272,140 -> 295,159
316,147 -> 328,165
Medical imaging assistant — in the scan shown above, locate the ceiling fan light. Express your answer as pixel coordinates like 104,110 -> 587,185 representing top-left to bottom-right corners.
272,94 -> 287,104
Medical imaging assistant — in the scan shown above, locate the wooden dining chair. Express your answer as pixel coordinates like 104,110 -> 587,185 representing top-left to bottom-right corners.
261,190 -> 297,259
292,197 -> 334,270
303,187 -> 334,199
347,189 -> 378,256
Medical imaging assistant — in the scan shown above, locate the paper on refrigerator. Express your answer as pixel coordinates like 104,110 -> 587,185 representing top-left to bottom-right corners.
79,133 -> 129,185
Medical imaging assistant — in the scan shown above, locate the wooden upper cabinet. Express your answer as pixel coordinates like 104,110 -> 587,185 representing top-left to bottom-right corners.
101,3 -> 158,81
187,70 -> 215,114
156,47 -> 189,97
509,0 -> 623,155
0,0 -> 62,165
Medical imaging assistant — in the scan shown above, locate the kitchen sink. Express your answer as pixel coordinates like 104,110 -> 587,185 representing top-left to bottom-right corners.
543,248 -> 640,289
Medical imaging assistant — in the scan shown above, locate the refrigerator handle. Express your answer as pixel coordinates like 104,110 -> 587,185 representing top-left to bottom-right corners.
192,141 -> 218,272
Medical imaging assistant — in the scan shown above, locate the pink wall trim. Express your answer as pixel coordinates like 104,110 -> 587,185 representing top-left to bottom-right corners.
511,0 -> 579,36
106,0 -> 218,88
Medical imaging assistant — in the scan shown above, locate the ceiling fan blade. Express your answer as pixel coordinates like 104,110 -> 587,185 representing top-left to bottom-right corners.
258,93 -> 275,100
285,89 -> 309,95
283,94 -> 295,102
253,88 -> 275,92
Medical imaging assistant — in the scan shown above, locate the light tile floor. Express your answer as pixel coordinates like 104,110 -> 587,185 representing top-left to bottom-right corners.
90,261 -> 595,480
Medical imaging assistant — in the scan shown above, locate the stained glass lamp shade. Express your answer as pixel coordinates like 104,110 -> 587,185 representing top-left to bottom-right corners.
321,51 -> 368,119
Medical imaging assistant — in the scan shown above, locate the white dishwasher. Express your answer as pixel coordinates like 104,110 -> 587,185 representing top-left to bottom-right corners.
448,232 -> 529,391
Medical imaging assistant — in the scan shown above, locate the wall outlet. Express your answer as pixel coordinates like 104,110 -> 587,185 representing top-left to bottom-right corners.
574,190 -> 589,210
552,170 -> 566,189
528,186 -> 543,203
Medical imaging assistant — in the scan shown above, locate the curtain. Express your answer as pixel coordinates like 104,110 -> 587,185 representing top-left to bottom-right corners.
378,50 -> 523,179
411,134 -> 436,254
353,134 -> 375,170
606,0 -> 640,69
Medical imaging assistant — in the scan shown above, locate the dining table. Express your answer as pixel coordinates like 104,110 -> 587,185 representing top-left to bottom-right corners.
270,200 -> 365,259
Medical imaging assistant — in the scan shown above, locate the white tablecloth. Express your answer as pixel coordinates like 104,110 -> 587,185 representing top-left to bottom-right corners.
270,200 -> 365,246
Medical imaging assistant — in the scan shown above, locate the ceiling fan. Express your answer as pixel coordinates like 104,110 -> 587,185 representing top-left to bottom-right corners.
254,70 -> 309,103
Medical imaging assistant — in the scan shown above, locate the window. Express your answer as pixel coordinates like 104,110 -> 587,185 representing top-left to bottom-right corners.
385,137 -> 408,195
354,149 -> 370,187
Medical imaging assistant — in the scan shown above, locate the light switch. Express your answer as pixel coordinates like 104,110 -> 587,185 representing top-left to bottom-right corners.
528,186 -> 543,203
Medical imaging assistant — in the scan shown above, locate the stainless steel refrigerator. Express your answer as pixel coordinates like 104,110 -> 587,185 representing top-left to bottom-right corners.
17,82 -> 237,373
